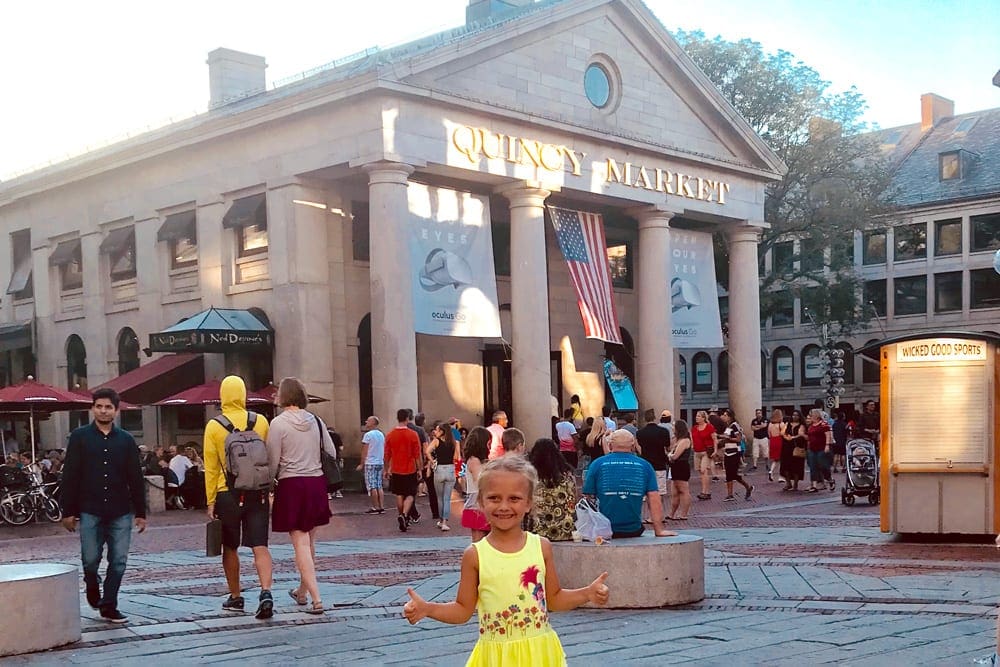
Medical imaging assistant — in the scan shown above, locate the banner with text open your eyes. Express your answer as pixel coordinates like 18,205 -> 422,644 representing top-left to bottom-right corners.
408,183 -> 502,338
670,230 -> 723,349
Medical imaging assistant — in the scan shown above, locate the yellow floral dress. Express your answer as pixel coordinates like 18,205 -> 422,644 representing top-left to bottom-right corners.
530,473 -> 577,542
467,532 -> 567,666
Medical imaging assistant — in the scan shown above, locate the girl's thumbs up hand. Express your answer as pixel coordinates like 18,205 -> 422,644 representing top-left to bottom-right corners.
403,587 -> 428,624
587,571 -> 610,606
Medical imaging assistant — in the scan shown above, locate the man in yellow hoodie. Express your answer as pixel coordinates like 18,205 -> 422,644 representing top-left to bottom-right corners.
204,375 -> 274,619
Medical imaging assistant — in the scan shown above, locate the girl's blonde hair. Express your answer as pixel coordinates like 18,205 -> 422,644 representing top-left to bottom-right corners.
477,456 -> 539,508
586,416 -> 608,448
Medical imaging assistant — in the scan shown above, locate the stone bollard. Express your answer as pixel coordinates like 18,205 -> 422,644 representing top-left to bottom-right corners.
145,475 -> 166,513
0,564 -> 80,655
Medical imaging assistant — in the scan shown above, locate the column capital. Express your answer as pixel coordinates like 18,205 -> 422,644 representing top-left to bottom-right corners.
361,161 -> 415,186
627,204 -> 681,230
494,181 -> 556,208
727,224 -> 766,244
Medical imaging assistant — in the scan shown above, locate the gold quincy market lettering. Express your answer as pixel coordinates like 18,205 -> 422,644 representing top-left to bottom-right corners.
605,158 -> 729,205
450,126 -> 731,205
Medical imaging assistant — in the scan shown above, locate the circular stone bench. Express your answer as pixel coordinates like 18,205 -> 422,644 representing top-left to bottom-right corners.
551,533 -> 704,608
0,564 -> 81,656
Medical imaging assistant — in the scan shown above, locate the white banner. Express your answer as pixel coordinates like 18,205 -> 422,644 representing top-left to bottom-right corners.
670,230 -> 723,348
408,183 -> 502,338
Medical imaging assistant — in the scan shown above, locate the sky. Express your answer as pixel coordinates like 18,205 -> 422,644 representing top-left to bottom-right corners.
1,0 -> 998,179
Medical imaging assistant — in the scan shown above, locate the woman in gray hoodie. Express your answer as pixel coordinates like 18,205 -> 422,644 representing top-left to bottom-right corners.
267,377 -> 337,615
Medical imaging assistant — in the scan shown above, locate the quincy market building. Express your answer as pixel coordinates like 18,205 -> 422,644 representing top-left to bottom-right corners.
0,0 -> 783,452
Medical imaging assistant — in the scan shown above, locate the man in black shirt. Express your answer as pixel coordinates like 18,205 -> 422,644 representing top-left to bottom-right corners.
858,400 -> 880,444
60,388 -> 146,624
636,408 -> 670,524
749,409 -> 768,471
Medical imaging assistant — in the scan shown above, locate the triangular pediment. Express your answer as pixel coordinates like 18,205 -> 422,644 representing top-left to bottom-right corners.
394,0 -> 784,178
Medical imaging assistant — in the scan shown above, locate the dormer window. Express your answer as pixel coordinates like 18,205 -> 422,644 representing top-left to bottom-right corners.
939,151 -> 962,181
953,117 -> 977,135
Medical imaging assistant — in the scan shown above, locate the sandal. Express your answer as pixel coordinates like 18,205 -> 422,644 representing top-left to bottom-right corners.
305,601 -> 325,615
289,589 -> 307,606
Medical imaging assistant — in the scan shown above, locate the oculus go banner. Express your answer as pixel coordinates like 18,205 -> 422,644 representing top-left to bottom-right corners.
670,230 -> 723,349
407,183 -> 502,338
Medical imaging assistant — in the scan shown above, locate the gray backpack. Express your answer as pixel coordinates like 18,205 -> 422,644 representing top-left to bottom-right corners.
214,412 -> 271,492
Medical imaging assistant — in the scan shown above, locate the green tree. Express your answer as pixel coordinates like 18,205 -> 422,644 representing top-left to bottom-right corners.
677,30 -> 896,338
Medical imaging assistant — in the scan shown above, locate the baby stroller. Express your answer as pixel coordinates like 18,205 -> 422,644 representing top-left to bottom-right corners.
841,438 -> 879,506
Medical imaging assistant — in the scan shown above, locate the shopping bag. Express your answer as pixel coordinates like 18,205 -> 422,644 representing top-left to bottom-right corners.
206,519 -> 223,557
574,498 -> 612,542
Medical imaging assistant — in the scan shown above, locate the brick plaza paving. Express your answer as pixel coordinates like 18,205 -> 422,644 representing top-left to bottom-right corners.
3,473 -> 998,665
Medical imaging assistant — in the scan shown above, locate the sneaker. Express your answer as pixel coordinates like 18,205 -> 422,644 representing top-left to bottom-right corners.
440,523 -> 451,531
828,480 -> 836,491
711,476 -> 720,482
255,590 -> 274,620
100,608 -> 128,624
806,487 -> 819,493
364,507 -> 380,515
398,514 -> 408,532
697,493 -> 711,500
409,513 -> 420,525
376,508 -> 386,514
222,595 -> 245,612
723,495 -> 736,502
334,491 -> 343,499
435,520 -> 442,529
86,583 -> 101,610
745,485 -> 754,501
767,471 -> 773,482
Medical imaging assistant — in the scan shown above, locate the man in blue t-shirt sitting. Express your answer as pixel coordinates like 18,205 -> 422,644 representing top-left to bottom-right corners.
583,429 -> 673,538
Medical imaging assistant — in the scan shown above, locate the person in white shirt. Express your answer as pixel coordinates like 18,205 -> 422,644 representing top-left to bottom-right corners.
169,450 -> 193,487
602,406 -> 617,431
555,409 -> 579,469
486,411 -> 508,461
355,416 -> 385,514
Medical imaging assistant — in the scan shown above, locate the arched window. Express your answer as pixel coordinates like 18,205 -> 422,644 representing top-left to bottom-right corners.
862,338 -> 880,384
357,314 -> 373,423
117,328 -> 140,376
718,351 -> 729,391
116,328 -> 142,432
66,335 -> 88,429
773,347 -> 793,388
835,342 -> 855,385
802,344 -> 822,386
678,355 -> 687,393
692,352 -> 712,392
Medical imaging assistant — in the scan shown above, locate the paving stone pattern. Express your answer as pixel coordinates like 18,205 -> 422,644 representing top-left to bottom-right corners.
2,471 -> 996,665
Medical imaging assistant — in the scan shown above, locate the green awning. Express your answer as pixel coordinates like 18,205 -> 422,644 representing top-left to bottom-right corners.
157,210 -> 196,242
222,193 -> 266,229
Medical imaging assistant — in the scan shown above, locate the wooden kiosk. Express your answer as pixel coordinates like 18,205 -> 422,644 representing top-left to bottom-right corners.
859,331 -> 1000,535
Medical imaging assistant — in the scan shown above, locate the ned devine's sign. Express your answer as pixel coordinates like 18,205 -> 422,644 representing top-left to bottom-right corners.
896,338 -> 987,363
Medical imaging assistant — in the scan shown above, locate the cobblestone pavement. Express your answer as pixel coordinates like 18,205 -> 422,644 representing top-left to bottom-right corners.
3,467 -> 997,665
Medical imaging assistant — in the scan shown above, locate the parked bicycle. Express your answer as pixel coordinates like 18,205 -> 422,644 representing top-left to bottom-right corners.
0,479 -> 61,525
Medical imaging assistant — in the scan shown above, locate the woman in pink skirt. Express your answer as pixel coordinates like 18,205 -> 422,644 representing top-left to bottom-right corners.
460,427 -> 492,542
267,377 -> 336,615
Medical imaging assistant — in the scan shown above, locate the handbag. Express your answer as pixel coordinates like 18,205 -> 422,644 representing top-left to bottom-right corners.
205,519 -> 222,557
574,497 -> 612,542
792,446 -> 807,458
315,415 -> 343,492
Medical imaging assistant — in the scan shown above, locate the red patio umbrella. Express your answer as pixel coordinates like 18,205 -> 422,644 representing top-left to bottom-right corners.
0,377 -> 94,463
153,380 -> 273,406
256,382 -> 329,405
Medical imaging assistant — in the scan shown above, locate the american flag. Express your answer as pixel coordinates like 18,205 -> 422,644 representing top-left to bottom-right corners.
547,206 -> 622,344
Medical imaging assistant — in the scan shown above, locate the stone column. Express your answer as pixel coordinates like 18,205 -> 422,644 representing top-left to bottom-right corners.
364,161 -> 417,422
497,183 -> 552,442
632,207 -> 676,414
727,226 -> 764,427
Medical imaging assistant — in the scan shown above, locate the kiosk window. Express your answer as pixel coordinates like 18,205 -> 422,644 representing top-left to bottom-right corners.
891,363 -> 987,464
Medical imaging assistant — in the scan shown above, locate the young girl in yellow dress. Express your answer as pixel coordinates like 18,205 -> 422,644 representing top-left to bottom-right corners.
403,456 -> 609,666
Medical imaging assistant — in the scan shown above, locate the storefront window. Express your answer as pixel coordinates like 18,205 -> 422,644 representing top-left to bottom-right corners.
773,347 -> 794,388
893,275 -> 926,316
678,355 -> 686,393
718,351 -> 729,391
934,271 -> 962,313
801,345 -> 822,386
692,352 -> 712,391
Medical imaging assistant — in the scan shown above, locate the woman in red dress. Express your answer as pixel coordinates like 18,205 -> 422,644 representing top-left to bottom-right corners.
690,410 -> 717,500
767,408 -> 786,483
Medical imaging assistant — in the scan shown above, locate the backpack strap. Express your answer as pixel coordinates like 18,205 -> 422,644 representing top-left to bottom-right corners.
214,415 -> 236,433
247,412 -> 257,431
